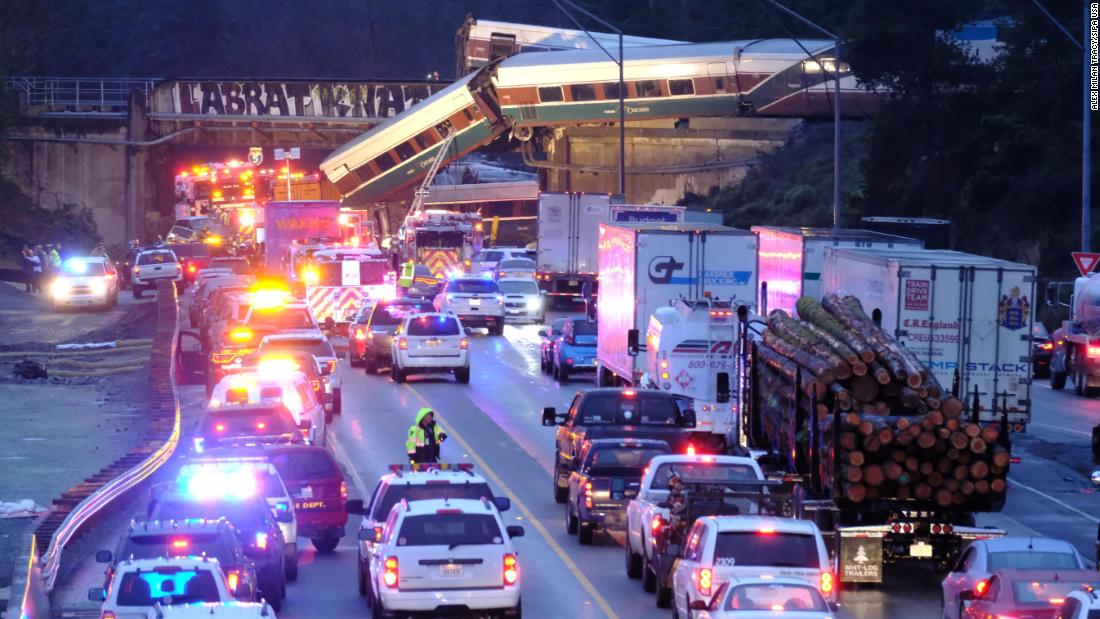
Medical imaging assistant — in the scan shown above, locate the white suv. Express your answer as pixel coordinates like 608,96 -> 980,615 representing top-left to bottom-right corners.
434,277 -> 505,335
257,333 -> 342,415
208,370 -> 326,446
90,556 -> 233,618
391,312 -> 470,383
367,498 -> 524,618
498,277 -> 544,323
131,248 -> 182,298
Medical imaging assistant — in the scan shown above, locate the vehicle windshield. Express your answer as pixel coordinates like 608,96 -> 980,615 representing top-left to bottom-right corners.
168,243 -> 210,259
408,316 -> 461,336
988,551 -> 1081,571
371,302 -> 432,326
714,532 -> 820,568
578,393 -> 679,426
649,463 -> 758,489
450,279 -> 499,294
476,251 -> 503,262
210,259 -> 251,274
1012,578 -> 1100,605
137,251 -> 177,265
316,260 -> 387,286
724,583 -> 828,612
202,408 -> 297,439
269,449 -> 339,482
248,308 -> 315,330
260,338 -> 334,358
121,533 -> 228,562
60,260 -> 106,276
586,446 -> 667,475
153,500 -> 268,534
499,259 -> 535,270
372,482 -> 493,520
415,230 -> 464,248
396,514 -> 502,547
498,280 -> 539,295
115,569 -> 222,606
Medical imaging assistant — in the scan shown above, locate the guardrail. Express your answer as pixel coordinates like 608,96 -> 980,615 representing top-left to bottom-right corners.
13,280 -> 182,614
6,76 -> 158,117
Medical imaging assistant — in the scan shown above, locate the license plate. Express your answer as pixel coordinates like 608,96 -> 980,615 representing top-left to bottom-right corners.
426,339 -> 440,347
569,280 -> 579,286
439,564 -> 463,577
909,542 -> 933,558
470,299 -> 480,307
295,486 -> 314,499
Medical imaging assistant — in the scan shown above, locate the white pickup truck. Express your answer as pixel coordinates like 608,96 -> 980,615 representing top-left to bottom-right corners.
623,454 -> 763,587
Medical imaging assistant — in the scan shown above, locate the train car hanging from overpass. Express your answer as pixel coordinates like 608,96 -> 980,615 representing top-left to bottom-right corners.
321,38 -> 877,203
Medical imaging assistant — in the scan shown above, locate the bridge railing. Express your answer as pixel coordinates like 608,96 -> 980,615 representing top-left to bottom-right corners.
6,76 -> 159,116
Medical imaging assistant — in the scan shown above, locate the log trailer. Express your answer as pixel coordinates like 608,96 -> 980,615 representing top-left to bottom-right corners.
732,294 -> 1009,583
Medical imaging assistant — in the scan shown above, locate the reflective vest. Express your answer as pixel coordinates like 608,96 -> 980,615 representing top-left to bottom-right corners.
405,421 -> 443,454
398,261 -> 415,287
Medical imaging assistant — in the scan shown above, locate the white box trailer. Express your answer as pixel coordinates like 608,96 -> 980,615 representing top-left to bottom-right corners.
536,193 -> 683,299
753,226 -> 923,316
822,248 -> 1036,428
597,223 -> 757,388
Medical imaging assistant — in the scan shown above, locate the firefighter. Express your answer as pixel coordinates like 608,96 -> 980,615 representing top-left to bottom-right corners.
405,407 -> 447,464
398,259 -> 415,295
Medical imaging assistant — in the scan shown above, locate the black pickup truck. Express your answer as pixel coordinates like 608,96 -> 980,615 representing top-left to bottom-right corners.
542,388 -> 697,503
566,438 -> 670,545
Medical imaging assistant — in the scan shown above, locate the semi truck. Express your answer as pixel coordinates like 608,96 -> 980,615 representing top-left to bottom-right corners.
822,248 -> 1036,430
753,226 -> 923,316
263,201 -> 341,274
1047,274 -> 1100,396
596,223 -> 757,450
536,193 -> 684,300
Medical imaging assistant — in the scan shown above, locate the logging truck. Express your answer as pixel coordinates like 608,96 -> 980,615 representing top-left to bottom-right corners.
737,293 -> 1009,583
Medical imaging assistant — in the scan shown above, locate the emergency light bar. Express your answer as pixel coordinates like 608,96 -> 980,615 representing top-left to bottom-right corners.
388,463 -> 474,476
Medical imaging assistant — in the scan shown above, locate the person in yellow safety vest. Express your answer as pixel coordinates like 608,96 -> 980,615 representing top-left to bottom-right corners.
398,260 -> 415,291
405,407 -> 447,464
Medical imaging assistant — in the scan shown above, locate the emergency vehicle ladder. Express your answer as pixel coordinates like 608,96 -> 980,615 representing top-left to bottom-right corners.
407,129 -> 457,221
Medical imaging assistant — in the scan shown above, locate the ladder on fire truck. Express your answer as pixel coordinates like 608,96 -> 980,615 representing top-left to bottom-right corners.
406,128 -> 457,221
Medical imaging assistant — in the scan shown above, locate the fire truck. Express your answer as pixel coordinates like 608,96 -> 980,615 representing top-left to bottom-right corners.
303,247 -> 395,329
398,210 -> 484,279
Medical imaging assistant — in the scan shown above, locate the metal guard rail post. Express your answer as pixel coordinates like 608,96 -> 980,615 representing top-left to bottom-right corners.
37,280 -> 183,590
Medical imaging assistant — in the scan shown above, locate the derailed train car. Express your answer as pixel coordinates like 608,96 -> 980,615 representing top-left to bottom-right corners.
322,38 -> 877,203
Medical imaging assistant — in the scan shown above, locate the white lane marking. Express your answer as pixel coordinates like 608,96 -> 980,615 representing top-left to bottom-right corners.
1008,477 -> 1100,524
328,426 -> 368,498
1029,422 -> 1094,438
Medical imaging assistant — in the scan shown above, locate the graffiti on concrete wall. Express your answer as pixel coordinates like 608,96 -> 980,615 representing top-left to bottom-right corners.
168,81 -> 448,119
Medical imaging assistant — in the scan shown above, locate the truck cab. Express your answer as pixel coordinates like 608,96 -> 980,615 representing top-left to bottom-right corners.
645,299 -> 753,451
542,388 -> 697,503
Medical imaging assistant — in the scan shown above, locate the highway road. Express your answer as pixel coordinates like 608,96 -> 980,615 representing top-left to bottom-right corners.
51,314 -> 1100,619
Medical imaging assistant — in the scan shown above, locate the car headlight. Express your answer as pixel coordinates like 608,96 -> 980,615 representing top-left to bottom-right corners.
526,298 -> 542,310
89,279 -> 108,295
51,280 -> 72,299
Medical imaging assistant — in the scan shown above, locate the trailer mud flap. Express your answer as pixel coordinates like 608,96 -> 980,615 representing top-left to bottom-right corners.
838,535 -> 883,583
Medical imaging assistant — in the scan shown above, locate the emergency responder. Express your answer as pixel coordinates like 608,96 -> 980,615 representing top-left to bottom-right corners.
405,407 -> 447,464
398,259 -> 415,295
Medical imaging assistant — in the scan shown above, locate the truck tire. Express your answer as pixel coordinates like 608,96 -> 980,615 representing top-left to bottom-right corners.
565,505 -> 578,534
392,366 -> 406,383
625,535 -> 643,579
1050,369 -> 1067,390
364,355 -> 377,374
655,577 -> 673,608
557,364 -> 570,383
454,366 -> 470,384
333,388 -> 343,415
347,350 -> 362,368
553,458 -> 569,503
577,518 -> 594,545
642,554 -> 657,592
132,286 -> 143,299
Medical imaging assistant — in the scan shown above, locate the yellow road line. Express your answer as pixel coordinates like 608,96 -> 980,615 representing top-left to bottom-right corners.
403,385 -> 620,619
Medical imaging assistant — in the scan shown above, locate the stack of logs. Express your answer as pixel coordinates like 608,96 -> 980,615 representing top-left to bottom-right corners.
755,293 -> 1009,508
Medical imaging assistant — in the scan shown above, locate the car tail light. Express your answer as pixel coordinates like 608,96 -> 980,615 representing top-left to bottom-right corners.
651,515 -> 665,534
1088,345 -> 1100,358
102,613 -> 116,619
566,358 -> 574,365
325,360 -> 337,374
503,553 -> 518,585
584,482 -> 593,509
398,338 -> 407,350
975,579 -> 989,597
383,556 -> 399,588
820,571 -> 834,595
254,532 -> 268,550
256,421 -> 267,430
354,328 -> 367,340
311,380 -> 320,391
696,567 -> 713,596
1040,342 -> 1053,351
226,570 -> 239,592
622,389 -> 636,397
214,423 -> 226,433
459,337 -> 468,350
373,526 -> 383,542
340,481 -> 348,501
685,444 -> 696,456
170,538 -> 190,550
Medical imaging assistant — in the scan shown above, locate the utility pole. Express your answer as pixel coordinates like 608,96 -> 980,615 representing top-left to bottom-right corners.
552,0 -> 626,197
760,0 -> 842,238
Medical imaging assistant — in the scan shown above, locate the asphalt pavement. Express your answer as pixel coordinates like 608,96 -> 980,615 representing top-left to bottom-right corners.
50,311 -> 1100,619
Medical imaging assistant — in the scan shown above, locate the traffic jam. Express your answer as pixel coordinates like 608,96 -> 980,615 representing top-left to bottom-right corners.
44,158 -> 1096,619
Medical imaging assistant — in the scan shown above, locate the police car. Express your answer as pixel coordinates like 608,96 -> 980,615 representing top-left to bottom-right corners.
147,601 -> 277,619
366,498 -> 524,618
89,557 -> 234,618
345,463 -> 510,598
1058,585 -> 1100,618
